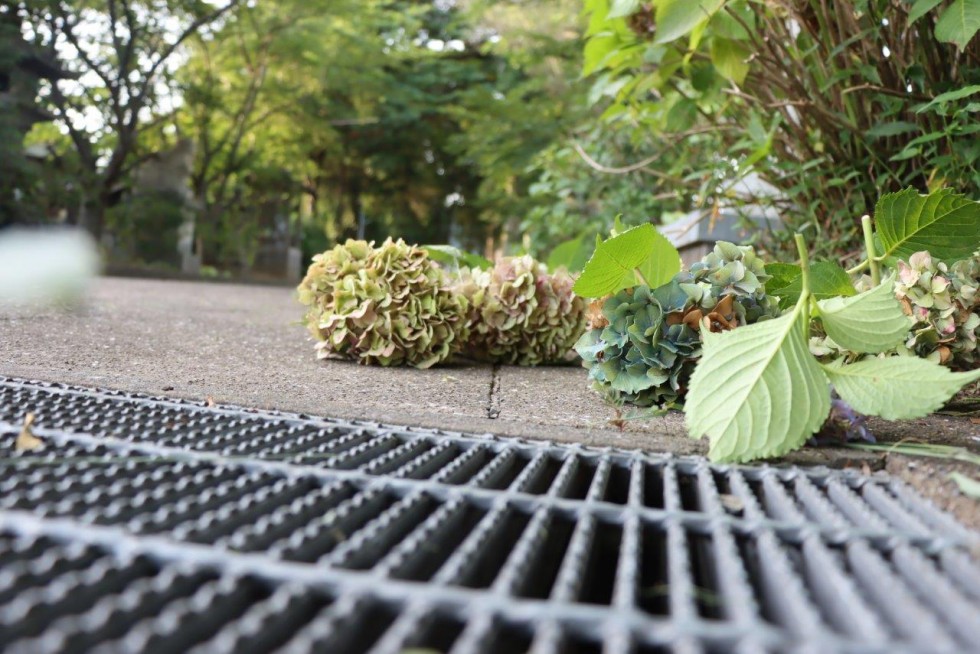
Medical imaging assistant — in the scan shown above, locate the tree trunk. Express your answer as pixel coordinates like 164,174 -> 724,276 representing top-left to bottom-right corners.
79,196 -> 105,241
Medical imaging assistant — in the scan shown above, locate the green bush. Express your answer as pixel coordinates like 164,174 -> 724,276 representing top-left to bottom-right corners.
107,190 -> 188,265
581,0 -> 980,260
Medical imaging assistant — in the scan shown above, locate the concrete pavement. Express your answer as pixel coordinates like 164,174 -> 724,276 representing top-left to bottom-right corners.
1,276 -> 978,526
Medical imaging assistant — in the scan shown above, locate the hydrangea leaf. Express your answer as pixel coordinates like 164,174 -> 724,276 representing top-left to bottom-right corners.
822,358 -> 980,420
816,277 -> 909,353
423,245 -> 492,270
572,224 -> 680,298
765,261 -> 856,309
685,307 -> 830,463
710,37 -> 750,85
547,233 -> 594,274
934,0 -> 980,51
909,0 -> 943,23
654,0 -> 727,44
875,187 -> 980,263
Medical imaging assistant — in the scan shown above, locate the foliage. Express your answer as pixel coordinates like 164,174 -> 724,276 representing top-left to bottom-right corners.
575,240 -> 779,408
580,0 -> 980,260
815,278 -> 912,354
572,224 -> 680,297
576,188 -> 980,462
453,256 -> 586,365
15,0 -> 610,270
764,262 -> 856,310
15,0 -> 242,236
297,238 -> 469,368
875,187 -> 980,263
106,190 -> 187,265
422,245 -> 492,271
686,298 -> 832,461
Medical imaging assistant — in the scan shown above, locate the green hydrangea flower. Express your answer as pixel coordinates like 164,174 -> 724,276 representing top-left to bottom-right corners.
455,255 -> 587,365
895,250 -> 979,369
575,241 -> 780,407
297,238 -> 469,368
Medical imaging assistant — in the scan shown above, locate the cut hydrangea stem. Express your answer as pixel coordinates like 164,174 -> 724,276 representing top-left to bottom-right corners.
861,214 -> 881,287
794,233 -> 813,324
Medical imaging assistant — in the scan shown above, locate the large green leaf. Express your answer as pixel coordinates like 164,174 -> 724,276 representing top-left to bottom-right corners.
710,37 -> 750,85
423,245 -> 492,270
572,224 -> 680,298
816,278 -> 909,354
654,0 -> 727,44
765,261 -> 856,309
607,0 -> 642,19
685,308 -> 831,463
865,121 -> 920,138
823,358 -> 980,420
935,0 -> 980,50
915,84 -> 980,113
909,0 -> 944,23
547,233 -> 594,274
874,187 -> 980,263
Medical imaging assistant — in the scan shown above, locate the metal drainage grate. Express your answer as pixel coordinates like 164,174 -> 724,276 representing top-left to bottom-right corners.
0,377 -> 978,654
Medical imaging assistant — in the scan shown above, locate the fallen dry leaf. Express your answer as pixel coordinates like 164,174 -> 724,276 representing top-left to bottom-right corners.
719,493 -> 744,516
15,413 -> 43,452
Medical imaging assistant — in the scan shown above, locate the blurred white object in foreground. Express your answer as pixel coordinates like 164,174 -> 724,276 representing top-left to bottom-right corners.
0,227 -> 101,305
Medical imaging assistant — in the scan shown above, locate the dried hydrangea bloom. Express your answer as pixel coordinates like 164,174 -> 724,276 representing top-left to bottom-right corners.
297,238 -> 469,368
895,250 -> 979,369
575,241 -> 780,407
455,256 -> 587,365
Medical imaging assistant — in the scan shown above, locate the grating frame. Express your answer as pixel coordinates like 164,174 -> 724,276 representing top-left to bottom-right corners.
0,376 -> 978,654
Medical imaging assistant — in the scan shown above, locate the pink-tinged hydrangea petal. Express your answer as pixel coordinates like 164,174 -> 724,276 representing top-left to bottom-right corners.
909,251 -> 932,271
894,249 -> 980,370
297,238 -> 469,368
453,256 -> 587,365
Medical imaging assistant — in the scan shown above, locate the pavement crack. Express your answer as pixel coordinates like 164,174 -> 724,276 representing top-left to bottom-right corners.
486,364 -> 501,419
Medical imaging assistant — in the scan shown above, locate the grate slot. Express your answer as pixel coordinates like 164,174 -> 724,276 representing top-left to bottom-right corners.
472,448 -> 526,490
257,595 -> 401,654
796,538 -> 889,641
576,517 -> 622,605
2,377 -> 978,653
217,481 -> 356,552
323,492 -> 439,569
186,585 -> 329,654
515,452 -> 564,495
644,463 -> 666,509
938,548 -> 980,602
393,440 -> 458,479
686,530 -> 722,620
603,462 -> 632,505
890,545 -> 980,645
452,507 -> 532,589
845,542 -> 958,651
6,568 -> 214,653
368,604 -> 465,654
359,439 -> 432,476
639,522 -> 670,616
379,499 -> 486,582
450,615 -> 533,654
0,555 -> 159,643
859,483 -> 932,537
268,489 -> 398,563
790,474 -> 853,530
562,458 -> 598,500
